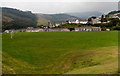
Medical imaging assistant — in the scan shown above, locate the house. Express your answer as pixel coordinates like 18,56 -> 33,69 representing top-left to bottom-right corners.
25,28 -> 44,32
68,19 -> 89,24
33,28 -> 44,32
109,13 -> 120,19
75,27 -> 101,31
88,16 -> 101,24
25,27 -> 33,32
55,23 -> 60,27
44,28 -> 70,32
106,29 -> 110,31
68,19 -> 80,24
47,22 -> 56,28
61,28 -> 70,31
92,19 -> 101,24
4,29 -> 20,33
79,21 -> 88,24
102,21 -> 110,24
4,30 -> 9,33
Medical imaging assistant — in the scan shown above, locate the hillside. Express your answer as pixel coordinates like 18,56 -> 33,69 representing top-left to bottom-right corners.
36,13 -> 79,25
3,31 -> 118,74
2,7 -> 37,30
36,14 -> 51,25
2,7 -> 80,29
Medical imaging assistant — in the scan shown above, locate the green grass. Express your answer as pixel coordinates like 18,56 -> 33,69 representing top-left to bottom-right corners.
2,31 -> 118,74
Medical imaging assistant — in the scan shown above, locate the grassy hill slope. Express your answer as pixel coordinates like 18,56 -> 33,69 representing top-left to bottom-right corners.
36,14 -> 51,25
36,13 -> 78,25
2,7 -> 79,28
2,7 -> 37,30
2,31 -> 118,74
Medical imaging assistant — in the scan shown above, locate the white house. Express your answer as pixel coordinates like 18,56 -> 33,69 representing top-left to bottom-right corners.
106,29 -> 110,31
55,23 -> 60,27
4,30 -> 9,33
79,21 -> 88,24
91,18 -> 101,24
68,19 -> 80,24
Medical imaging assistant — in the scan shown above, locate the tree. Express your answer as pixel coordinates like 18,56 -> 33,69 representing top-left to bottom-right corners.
113,22 -> 120,30
101,15 -> 104,23
109,18 -> 120,26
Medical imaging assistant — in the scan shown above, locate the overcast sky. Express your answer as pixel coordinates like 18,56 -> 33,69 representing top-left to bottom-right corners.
1,0 -> 119,14
1,0 -> 119,2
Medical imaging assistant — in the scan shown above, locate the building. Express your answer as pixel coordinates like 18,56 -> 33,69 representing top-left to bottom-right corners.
47,22 -> 53,28
75,27 -> 101,31
55,23 -> 60,27
68,19 -> 80,24
43,28 -> 70,32
88,16 -> 101,24
92,18 -> 101,24
61,28 -> 70,31
4,30 -> 9,33
106,29 -> 110,31
108,13 -> 120,19
25,28 -> 44,32
79,21 -> 88,24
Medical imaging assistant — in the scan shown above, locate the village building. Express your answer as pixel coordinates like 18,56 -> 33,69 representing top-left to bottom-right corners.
68,19 -> 88,24
68,19 -> 80,24
43,28 -> 70,32
4,30 -> 9,33
4,28 -> 45,33
75,27 -> 101,31
79,21 -> 88,24
48,22 -> 52,28
61,28 -> 70,31
55,23 -> 60,27
106,29 -> 110,31
92,18 -> 101,24
102,21 -> 110,24
25,28 -> 44,32
109,13 -> 120,19
88,16 -> 101,24
47,22 -> 60,28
